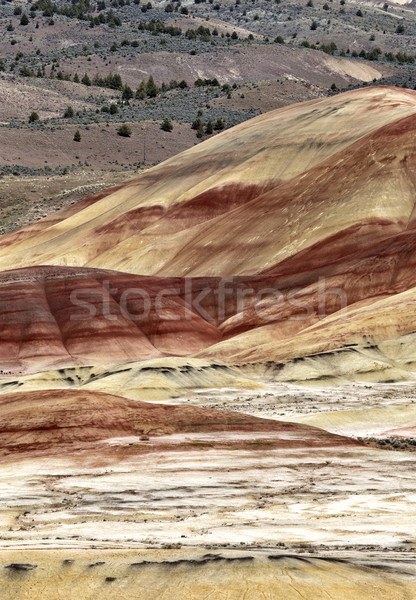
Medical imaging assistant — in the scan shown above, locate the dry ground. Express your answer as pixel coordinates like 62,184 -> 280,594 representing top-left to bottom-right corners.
1,549 -> 415,600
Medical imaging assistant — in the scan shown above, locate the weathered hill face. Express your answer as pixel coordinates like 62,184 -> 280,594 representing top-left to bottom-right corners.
0,389 -> 357,459
4,235 -> 416,376
2,87 -> 416,379
0,266 -> 223,374
1,86 -> 416,278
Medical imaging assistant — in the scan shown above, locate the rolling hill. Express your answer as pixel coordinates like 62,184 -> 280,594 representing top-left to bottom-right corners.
1,86 -> 416,382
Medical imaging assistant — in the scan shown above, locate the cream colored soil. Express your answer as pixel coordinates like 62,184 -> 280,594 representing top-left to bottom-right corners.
185,380 -> 416,437
0,549 -> 415,600
0,441 -> 415,551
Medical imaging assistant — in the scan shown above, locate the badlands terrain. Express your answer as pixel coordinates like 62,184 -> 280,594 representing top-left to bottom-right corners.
1,85 -> 416,598
1,0 -> 416,234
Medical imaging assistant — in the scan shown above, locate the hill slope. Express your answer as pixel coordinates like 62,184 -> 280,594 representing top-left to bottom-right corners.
1,86 -> 416,277
2,87 -> 416,379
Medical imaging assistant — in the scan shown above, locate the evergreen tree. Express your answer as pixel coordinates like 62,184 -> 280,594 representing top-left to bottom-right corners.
122,85 -> 134,102
146,75 -> 159,98
135,81 -> 146,99
64,106 -> 74,118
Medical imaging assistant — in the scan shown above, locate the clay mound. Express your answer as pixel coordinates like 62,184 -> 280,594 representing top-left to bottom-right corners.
0,389 -> 358,456
0,266 -> 223,374
0,87 -> 416,278
3,88 -> 416,378
6,217 -> 416,375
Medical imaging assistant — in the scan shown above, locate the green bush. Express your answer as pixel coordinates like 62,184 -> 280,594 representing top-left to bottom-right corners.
28,111 -> 39,123
192,117 -> 202,130
63,105 -> 74,118
117,123 -> 132,137
160,118 -> 173,132
20,65 -> 34,77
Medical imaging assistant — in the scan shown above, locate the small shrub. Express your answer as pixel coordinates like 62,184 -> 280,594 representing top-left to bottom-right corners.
160,118 -> 173,132
117,123 -> 132,137
28,111 -> 39,123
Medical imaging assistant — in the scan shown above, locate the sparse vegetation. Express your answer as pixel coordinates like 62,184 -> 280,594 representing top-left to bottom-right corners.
0,0 -> 414,195
360,437 -> 416,452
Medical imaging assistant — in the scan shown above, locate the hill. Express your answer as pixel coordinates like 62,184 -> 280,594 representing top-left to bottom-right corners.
2,87 -> 416,381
